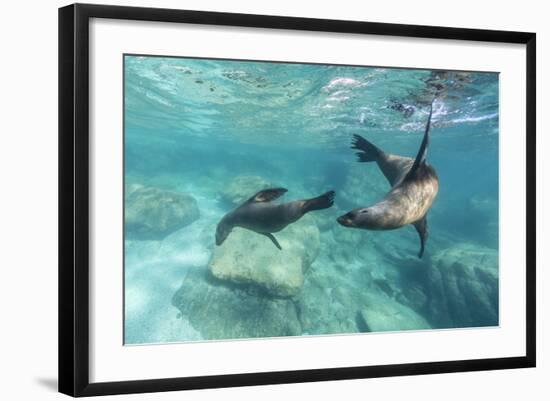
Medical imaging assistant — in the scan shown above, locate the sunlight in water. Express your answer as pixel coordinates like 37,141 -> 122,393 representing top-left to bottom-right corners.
124,55 -> 499,344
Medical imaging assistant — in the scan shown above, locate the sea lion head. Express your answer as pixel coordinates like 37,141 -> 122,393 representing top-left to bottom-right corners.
337,205 -> 384,230
215,221 -> 233,246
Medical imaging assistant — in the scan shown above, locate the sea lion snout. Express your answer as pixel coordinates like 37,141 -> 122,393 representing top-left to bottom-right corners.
338,208 -> 382,229
337,212 -> 355,227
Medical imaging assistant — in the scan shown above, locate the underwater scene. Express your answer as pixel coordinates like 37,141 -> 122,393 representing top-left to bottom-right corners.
124,55 -> 499,344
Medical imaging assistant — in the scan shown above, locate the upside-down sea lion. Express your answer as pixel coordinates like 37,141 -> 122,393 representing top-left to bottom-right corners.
216,188 -> 335,249
337,103 -> 439,258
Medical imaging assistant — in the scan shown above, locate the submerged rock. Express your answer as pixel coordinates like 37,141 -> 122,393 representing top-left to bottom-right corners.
220,175 -> 272,206
358,293 -> 431,332
297,270 -> 363,335
297,257 -> 431,335
125,184 -> 200,240
172,268 -> 301,340
209,214 -> 320,297
426,243 -> 498,328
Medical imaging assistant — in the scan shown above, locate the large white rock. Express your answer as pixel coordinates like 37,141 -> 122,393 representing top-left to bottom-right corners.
172,268 -> 302,340
208,214 -> 320,297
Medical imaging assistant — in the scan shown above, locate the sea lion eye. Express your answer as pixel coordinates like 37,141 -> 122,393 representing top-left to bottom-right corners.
361,210 -> 368,214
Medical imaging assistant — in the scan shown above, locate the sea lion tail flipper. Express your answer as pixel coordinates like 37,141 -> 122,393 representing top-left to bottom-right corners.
404,102 -> 434,181
248,188 -> 288,203
262,233 -> 282,250
302,190 -> 335,213
413,216 -> 428,258
351,134 -> 383,162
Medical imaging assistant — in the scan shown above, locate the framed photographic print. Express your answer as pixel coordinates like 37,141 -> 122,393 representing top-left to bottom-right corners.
58,3 -> 536,397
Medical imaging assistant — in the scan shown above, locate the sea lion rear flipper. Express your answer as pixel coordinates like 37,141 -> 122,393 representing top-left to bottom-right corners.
261,232 -> 282,250
302,190 -> 335,213
248,188 -> 288,203
413,217 -> 428,258
403,101 -> 434,182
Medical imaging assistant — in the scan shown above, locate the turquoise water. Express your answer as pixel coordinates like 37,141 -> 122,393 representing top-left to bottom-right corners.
124,55 -> 499,344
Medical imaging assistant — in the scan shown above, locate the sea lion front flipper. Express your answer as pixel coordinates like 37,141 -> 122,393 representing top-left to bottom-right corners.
403,101 -> 434,182
247,188 -> 288,203
261,232 -> 282,250
413,216 -> 428,258
352,135 -> 412,186
351,134 -> 384,162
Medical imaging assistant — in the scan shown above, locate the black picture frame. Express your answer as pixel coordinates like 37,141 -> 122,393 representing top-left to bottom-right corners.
59,3 -> 536,397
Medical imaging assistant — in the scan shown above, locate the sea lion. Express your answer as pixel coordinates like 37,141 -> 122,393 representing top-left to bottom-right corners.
337,103 -> 439,258
216,188 -> 335,249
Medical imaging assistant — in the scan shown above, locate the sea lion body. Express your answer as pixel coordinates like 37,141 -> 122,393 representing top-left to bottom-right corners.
381,165 -> 438,227
216,188 -> 334,249
337,104 -> 439,257
344,162 -> 438,230
220,199 -> 306,233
